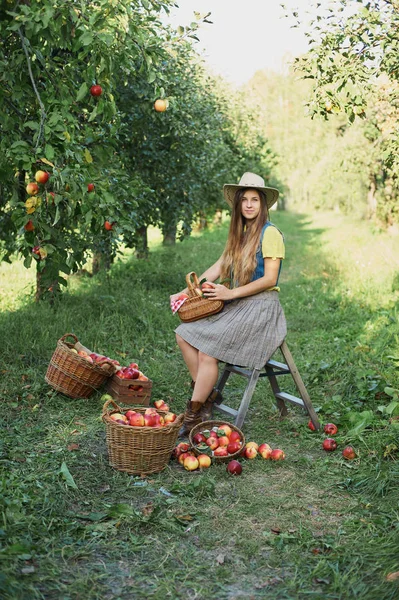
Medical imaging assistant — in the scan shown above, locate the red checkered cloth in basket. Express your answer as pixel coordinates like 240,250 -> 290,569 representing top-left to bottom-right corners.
170,296 -> 187,314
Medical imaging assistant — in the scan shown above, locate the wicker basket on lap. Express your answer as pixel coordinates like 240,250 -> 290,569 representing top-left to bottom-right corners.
177,271 -> 224,323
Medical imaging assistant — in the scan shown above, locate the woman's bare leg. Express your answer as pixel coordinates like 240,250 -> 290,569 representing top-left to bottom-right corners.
176,334 -> 199,383
191,351 -> 219,403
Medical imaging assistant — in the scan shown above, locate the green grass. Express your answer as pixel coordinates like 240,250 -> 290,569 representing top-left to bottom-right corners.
1,211 -> 398,599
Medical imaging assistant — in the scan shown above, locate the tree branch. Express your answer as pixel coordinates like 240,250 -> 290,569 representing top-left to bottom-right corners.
18,28 -> 46,150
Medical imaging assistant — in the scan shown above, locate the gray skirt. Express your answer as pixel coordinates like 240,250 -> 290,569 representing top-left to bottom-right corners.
175,290 -> 287,370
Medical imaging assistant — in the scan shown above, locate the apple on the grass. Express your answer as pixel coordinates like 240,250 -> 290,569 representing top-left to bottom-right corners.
245,442 -> 259,451
324,423 -> 338,436
244,446 -> 257,459
226,460 -> 243,476
308,420 -> 316,431
258,443 -> 272,459
184,455 -> 199,471
173,442 -> 190,458
342,446 -> 356,460
178,452 -> 193,466
270,449 -> 285,461
322,438 -> 337,452
197,454 -> 211,468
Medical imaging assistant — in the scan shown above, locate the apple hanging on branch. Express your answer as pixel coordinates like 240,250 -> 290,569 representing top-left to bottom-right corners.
90,84 -> 103,97
26,182 -> 39,195
87,183 -> 95,192
35,170 -> 50,184
154,98 -> 167,112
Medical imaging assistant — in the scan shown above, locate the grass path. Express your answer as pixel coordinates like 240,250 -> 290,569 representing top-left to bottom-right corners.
0,211 -> 398,599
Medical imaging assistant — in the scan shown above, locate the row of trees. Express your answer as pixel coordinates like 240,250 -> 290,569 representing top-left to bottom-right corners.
276,0 -> 399,226
0,0 -> 278,299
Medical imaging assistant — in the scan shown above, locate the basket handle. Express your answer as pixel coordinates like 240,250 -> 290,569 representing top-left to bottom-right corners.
186,272 -> 202,297
60,333 -> 79,344
102,396 -> 122,416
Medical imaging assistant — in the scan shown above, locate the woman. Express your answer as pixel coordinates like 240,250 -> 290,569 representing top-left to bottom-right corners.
171,172 -> 287,436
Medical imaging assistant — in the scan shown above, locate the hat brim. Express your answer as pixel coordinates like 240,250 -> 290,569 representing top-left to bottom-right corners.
223,184 -> 279,210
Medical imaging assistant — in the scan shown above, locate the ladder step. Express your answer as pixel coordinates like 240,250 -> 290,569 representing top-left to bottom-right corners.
274,391 -> 304,407
214,403 -> 238,417
225,365 -> 253,378
266,359 -> 289,371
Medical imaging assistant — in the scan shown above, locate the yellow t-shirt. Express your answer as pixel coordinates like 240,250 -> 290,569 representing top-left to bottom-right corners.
262,225 -> 285,291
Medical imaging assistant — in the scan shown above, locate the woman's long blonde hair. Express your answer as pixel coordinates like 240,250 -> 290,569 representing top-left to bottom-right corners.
220,188 -> 268,287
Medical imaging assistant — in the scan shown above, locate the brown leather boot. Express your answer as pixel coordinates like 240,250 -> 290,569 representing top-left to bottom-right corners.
201,388 -> 223,421
178,400 -> 203,437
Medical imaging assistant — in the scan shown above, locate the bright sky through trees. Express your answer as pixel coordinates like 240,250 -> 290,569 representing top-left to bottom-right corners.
168,0 -> 314,86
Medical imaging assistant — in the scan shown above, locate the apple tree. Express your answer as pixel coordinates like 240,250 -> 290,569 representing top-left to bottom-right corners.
287,0 -> 399,225
0,0 -> 178,298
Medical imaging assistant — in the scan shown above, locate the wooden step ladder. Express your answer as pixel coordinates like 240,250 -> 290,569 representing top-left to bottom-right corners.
214,340 -> 320,430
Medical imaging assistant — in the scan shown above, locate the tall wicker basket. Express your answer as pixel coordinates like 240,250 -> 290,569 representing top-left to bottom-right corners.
45,333 -> 116,399
102,398 -> 184,475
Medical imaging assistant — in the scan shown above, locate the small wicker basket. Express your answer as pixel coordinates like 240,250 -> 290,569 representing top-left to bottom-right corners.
102,398 -> 184,475
189,420 -> 245,463
45,333 -> 116,399
105,374 -> 152,406
177,272 -> 224,323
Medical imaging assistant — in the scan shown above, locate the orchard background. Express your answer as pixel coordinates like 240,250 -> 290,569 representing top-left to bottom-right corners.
1,1 -> 399,598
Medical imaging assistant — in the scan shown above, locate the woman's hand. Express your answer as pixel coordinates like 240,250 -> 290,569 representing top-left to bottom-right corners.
202,282 -> 234,301
170,291 -> 187,304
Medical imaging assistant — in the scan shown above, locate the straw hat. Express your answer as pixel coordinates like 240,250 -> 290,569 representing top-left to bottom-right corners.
223,172 -> 279,210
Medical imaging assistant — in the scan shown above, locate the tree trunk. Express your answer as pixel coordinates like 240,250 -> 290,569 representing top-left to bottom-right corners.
135,225 -> 149,259
163,223 -> 176,246
367,174 -> 377,220
35,263 -> 60,303
92,251 -> 112,274
197,211 -> 208,231
213,208 -> 223,225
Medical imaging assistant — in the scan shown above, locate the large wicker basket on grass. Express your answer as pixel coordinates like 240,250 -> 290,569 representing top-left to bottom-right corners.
102,398 -> 184,475
189,420 -> 245,463
45,333 -> 116,399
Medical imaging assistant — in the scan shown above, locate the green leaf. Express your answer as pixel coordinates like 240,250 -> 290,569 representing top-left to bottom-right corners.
76,82 -> 89,102
59,461 -> 78,489
45,144 -> 55,161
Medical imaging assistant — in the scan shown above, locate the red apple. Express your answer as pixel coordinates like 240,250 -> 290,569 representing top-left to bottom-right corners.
125,410 -> 137,420
208,430 -> 218,439
258,443 -> 272,459
24,220 -> 35,232
144,412 -> 161,427
172,442 -> 190,459
227,441 -> 241,454
205,437 -> 219,451
163,412 -> 176,425
218,424 -> 232,438
184,455 -> 199,471
104,220 -> 113,231
87,183 -> 95,192
217,435 -> 230,448
308,420 -> 316,431
90,84 -> 103,97
324,423 -> 338,436
129,362 -> 139,369
244,447 -> 257,459
193,432 -> 206,445
178,293 -> 189,300
229,431 -> 241,443
213,446 -> 228,457
245,442 -> 259,451
322,438 -> 337,452
178,451 -> 193,466
197,454 -> 212,468
110,413 -> 128,424
270,449 -> 285,460
226,460 -> 243,475
342,446 -> 356,460
26,182 -> 39,195
124,367 -> 140,380
129,413 -> 145,427
35,170 -> 49,184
